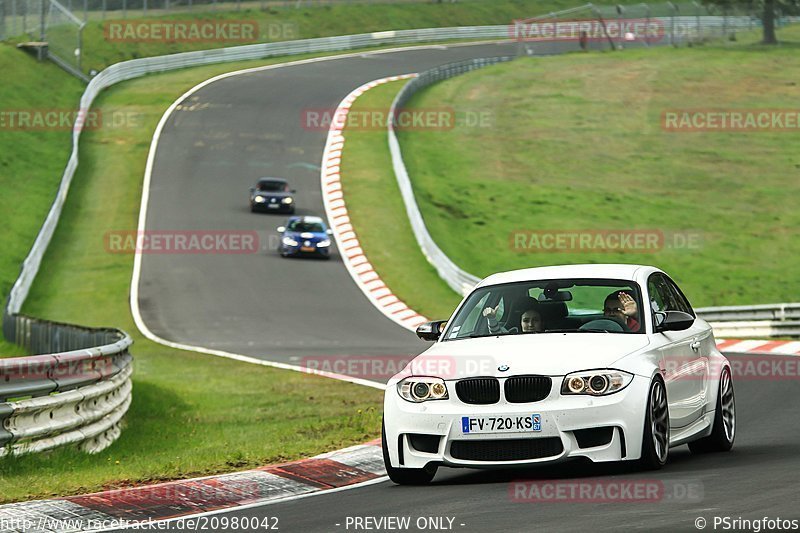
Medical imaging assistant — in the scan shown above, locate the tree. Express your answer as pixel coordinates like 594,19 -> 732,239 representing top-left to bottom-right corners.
762,0 -> 778,43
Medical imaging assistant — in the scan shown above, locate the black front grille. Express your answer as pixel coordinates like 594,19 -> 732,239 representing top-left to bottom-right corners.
450,438 -> 564,462
504,375 -> 552,403
455,378 -> 500,404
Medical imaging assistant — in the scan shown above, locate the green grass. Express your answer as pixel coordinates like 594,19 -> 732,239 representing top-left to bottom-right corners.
0,51 -> 414,503
18,0 -> 618,73
339,81 -> 462,320
0,46 -> 86,357
338,26 -> 800,319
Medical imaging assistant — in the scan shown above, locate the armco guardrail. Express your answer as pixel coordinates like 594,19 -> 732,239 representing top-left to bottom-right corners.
388,57 -> 509,296
0,314 -> 133,456
695,303 -> 800,322
695,303 -> 800,338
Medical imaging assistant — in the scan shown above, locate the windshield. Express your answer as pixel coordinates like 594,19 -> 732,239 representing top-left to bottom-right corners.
257,180 -> 287,192
287,220 -> 325,233
442,278 -> 645,340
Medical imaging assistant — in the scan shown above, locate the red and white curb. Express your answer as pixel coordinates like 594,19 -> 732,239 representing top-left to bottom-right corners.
320,74 -> 430,333
716,338 -> 800,355
0,442 -> 384,532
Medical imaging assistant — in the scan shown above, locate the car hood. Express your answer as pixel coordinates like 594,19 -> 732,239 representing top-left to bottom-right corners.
254,190 -> 292,197
403,333 -> 650,380
285,231 -> 328,240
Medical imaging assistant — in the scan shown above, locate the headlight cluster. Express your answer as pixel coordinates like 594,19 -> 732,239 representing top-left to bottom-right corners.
282,197 -> 293,204
254,196 -> 266,203
317,239 -> 331,247
282,237 -> 298,247
397,377 -> 448,403
561,370 -> 633,396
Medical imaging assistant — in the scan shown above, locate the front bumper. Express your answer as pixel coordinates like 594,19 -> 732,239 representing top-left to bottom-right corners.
383,375 -> 650,469
280,244 -> 330,257
251,201 -> 294,213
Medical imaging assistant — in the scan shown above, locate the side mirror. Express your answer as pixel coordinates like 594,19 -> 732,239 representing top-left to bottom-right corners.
326,229 -> 333,235
277,226 -> 286,233
249,187 -> 256,194
292,189 -> 297,193
655,311 -> 695,332
416,320 -> 447,342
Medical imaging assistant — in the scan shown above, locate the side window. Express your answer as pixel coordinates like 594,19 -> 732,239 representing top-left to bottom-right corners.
648,274 -> 685,314
647,276 -> 666,313
664,277 -> 695,316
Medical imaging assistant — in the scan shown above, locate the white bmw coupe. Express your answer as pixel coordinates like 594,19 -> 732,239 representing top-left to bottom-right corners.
382,264 -> 735,484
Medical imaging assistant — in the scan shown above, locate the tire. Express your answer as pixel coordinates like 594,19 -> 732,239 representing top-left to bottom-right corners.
382,420 -> 437,485
639,376 -> 670,470
688,366 -> 735,454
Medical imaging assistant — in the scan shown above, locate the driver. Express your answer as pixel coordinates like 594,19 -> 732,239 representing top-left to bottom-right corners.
482,302 -> 544,335
603,291 -> 641,332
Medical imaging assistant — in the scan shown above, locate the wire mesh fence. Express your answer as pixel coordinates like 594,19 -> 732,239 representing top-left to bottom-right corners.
0,0 -> 479,36
511,2 -> 773,55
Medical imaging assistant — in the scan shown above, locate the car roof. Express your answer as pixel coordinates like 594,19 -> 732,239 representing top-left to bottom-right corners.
476,264 -> 663,288
257,177 -> 288,183
287,215 -> 325,224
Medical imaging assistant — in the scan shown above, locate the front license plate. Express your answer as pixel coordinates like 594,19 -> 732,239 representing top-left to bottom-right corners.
300,246 -> 315,252
461,414 -> 541,434
267,204 -> 279,209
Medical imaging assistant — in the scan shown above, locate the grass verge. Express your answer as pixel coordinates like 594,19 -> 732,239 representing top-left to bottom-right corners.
339,81 -> 462,321
0,46 -> 86,356
0,50 -> 409,503
342,27 -> 800,316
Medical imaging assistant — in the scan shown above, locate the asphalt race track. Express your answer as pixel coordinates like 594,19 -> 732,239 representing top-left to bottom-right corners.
136,42 -> 800,531
138,42 -> 536,362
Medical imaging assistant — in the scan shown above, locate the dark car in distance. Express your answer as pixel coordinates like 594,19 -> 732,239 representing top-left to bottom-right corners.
250,178 -> 296,214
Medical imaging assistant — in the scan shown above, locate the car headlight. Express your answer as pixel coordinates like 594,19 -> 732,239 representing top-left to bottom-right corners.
397,377 -> 449,403
282,197 -> 293,204
317,239 -> 331,247
254,196 -> 266,203
561,370 -> 633,396
282,237 -> 298,247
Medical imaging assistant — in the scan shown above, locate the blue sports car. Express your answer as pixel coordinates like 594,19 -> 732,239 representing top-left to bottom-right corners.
277,216 -> 333,259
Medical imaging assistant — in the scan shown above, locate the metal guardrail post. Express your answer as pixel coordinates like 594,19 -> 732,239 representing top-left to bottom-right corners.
693,1 -> 701,41
668,1 -> 677,46
0,0 -> 7,41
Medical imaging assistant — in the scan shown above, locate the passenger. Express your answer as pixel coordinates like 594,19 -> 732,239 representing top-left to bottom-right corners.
603,291 -> 640,332
482,302 -> 544,335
